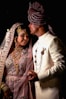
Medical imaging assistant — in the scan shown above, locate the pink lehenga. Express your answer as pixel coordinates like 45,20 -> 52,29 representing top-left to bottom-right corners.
5,47 -> 34,99
0,23 -> 35,99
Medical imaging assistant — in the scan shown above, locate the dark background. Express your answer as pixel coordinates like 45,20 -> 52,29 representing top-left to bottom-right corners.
0,0 -> 66,45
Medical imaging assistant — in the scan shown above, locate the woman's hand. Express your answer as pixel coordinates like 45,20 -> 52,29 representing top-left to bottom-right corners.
1,82 -> 13,99
3,88 -> 13,99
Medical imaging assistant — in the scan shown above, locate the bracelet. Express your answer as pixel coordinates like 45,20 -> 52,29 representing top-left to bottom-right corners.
0,82 -> 9,92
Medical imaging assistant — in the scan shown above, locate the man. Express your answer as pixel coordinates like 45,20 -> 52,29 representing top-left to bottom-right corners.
27,1 -> 66,99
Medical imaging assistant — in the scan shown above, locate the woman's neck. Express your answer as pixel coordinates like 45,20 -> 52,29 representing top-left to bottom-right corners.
14,45 -> 23,52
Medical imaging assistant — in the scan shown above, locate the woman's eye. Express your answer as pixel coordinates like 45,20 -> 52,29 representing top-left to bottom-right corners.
21,35 -> 24,37
20,34 -> 29,38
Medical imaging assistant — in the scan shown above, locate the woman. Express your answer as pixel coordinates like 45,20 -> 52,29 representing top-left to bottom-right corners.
0,22 -> 35,99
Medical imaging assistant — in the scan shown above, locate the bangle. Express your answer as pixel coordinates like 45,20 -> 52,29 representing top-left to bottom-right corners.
1,82 -> 9,92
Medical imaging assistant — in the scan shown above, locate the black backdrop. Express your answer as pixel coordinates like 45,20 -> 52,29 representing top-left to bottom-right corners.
0,0 -> 66,45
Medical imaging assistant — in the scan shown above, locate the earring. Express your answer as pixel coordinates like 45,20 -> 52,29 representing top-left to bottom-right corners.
14,37 -> 18,47
14,37 -> 17,43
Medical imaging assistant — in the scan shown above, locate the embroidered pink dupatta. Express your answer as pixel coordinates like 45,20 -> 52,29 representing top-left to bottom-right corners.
0,23 -> 22,85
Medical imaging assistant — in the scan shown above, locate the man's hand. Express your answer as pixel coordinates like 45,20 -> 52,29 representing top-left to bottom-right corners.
27,70 -> 39,82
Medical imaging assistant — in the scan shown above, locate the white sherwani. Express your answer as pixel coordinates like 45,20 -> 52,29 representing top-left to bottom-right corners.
33,32 -> 66,99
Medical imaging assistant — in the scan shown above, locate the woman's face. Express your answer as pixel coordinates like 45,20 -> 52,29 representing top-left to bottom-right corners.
17,29 -> 29,46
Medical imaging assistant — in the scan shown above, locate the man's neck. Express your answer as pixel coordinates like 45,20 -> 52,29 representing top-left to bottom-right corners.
36,27 -> 47,37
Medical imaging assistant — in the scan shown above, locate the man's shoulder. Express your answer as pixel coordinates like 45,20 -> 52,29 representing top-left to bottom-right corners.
46,32 -> 56,39
43,32 -> 57,44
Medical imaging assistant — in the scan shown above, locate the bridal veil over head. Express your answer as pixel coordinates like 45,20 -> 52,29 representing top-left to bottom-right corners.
0,22 -> 22,85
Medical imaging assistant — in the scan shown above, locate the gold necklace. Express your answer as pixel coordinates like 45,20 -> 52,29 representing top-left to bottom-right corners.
11,47 -> 23,74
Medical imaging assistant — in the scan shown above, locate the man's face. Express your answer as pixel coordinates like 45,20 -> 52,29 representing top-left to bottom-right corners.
28,23 -> 39,35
